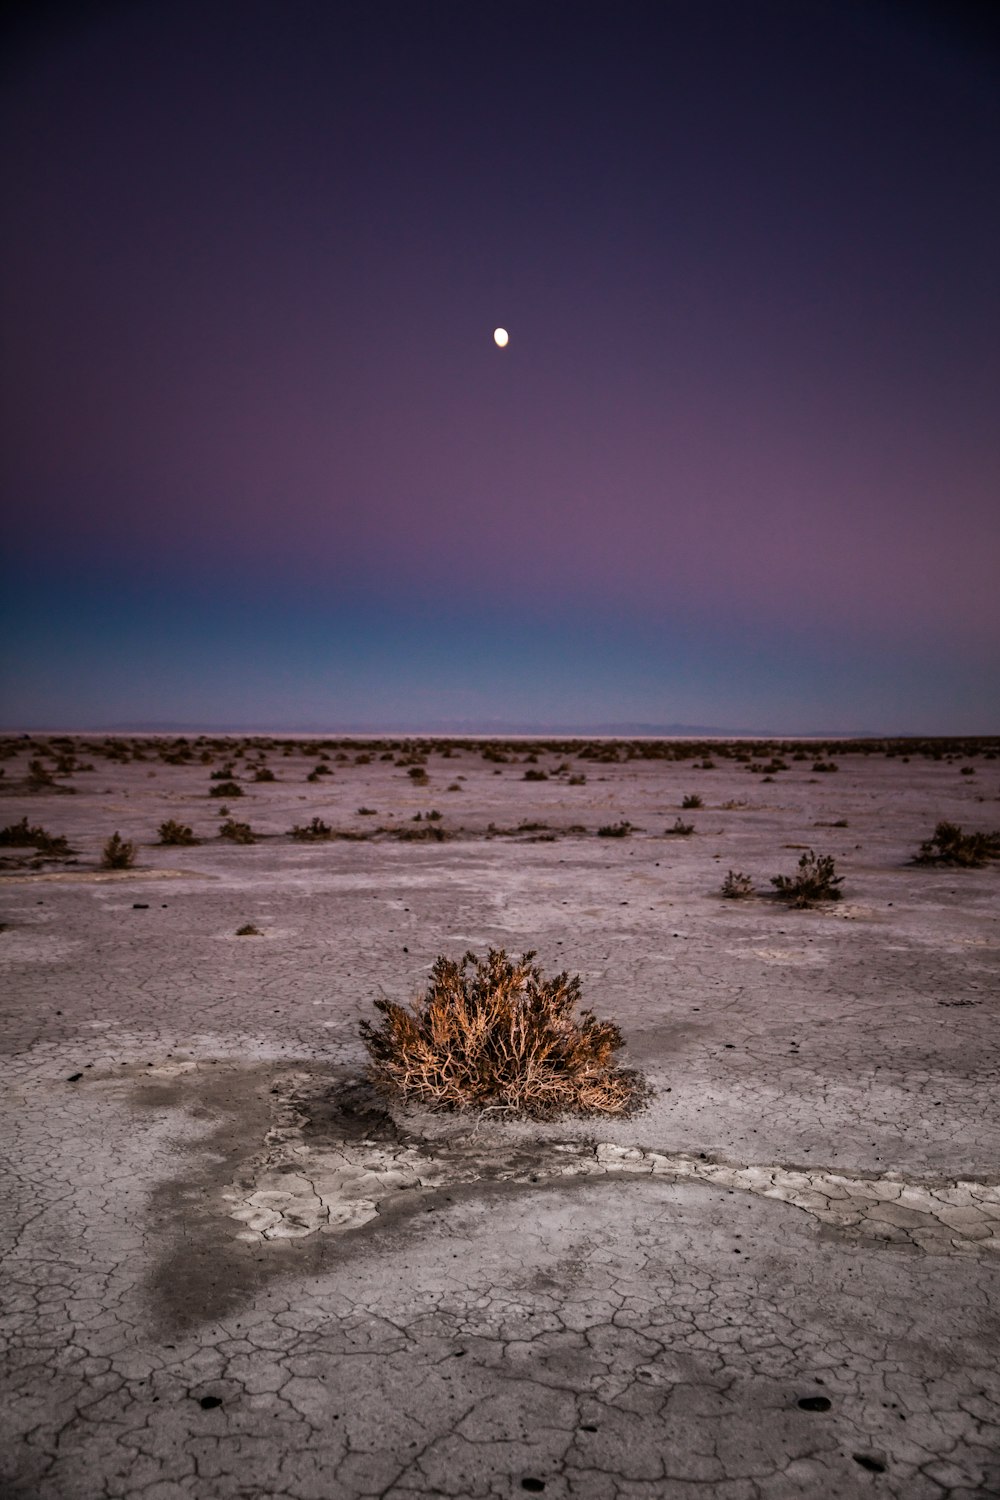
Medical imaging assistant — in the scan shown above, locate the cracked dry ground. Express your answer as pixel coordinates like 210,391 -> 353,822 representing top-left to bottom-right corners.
2,739 -> 999,1498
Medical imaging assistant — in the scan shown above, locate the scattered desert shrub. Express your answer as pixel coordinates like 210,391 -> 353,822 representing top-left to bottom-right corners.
27,758 -> 56,788
157,820 -> 199,845
357,806 -> 378,815
360,948 -> 646,1118
666,817 -> 694,835
523,769 -> 549,781
253,767 -> 276,782
407,767 -> 429,785
393,823 -> 447,842
681,794 -> 703,809
235,923 -> 261,936
771,850 -> 843,907
0,817 -> 71,856
209,781 -> 243,798
568,774 -> 587,786
219,819 -> 256,844
812,760 -> 839,773
210,763 -> 236,780
597,821 -> 633,837
914,822 -> 1000,868
721,870 -> 754,899
101,832 -> 136,869
290,817 -> 332,840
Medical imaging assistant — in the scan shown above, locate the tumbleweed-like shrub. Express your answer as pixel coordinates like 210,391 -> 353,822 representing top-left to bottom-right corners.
360,948 -> 646,1118
0,817 -> 71,855
721,870 -> 754,899
157,819 -> 199,845
771,850 -> 842,907
913,821 -> 1000,868
101,832 -> 136,869
218,819 -> 256,844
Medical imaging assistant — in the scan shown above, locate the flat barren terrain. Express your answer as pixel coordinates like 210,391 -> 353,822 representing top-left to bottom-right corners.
2,734 -> 998,1499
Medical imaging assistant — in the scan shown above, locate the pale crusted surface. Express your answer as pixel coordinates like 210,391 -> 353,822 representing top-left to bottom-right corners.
2,739 -> 999,1497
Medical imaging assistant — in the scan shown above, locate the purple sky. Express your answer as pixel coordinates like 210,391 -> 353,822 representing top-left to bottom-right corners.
2,0 -> 998,732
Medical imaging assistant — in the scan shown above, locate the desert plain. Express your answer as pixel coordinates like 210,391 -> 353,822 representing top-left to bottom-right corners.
1,732 -> 998,1500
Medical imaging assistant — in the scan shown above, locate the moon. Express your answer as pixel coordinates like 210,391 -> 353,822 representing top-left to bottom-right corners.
493,327 -> 509,348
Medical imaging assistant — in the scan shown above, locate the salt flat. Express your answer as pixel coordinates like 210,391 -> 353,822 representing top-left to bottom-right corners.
2,734 -> 998,1499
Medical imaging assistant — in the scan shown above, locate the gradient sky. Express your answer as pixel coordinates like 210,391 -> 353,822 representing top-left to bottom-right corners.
2,0 -> 998,732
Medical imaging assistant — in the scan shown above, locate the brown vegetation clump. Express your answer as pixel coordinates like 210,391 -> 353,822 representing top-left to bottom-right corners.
0,817 -> 71,855
360,948 -> 646,1119
771,850 -> 842,907
101,832 -> 136,869
914,821 -> 1000,868
157,819 -> 199,845
218,819 -> 256,844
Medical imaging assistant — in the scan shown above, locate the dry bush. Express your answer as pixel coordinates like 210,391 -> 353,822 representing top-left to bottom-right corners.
360,948 -> 646,1119
157,820 -> 199,845
290,816 -> 331,840
914,821 -> 1000,868
101,832 -> 136,869
665,817 -> 694,836
0,817 -> 71,855
218,819 -> 256,844
209,781 -> 242,798
771,850 -> 842,907
721,870 -> 754,899
597,820 -> 633,837
681,794 -> 703,808
235,922 -> 261,936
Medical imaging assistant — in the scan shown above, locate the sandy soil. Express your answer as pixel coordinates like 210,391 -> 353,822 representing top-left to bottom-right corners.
2,734 -> 998,1498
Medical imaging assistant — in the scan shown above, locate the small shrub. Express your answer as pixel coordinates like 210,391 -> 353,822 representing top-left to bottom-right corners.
290,817 -> 332,841
360,948 -> 646,1118
681,794 -> 703,809
235,922 -> 261,936
407,767 -> 429,785
393,823 -> 447,842
812,761 -> 838,773
914,822 -> 1000,868
425,809 -> 443,821
0,817 -> 71,855
568,774 -> 587,786
771,850 -> 843,907
721,870 -> 754,899
219,819 -> 256,844
597,821 -> 633,837
666,817 -> 694,836
101,832 -> 136,870
253,767 -> 276,782
357,806 -> 378,815
523,769 -> 549,781
27,758 -> 56,788
210,763 -> 236,780
157,820 -> 199,845
210,781 -> 243,798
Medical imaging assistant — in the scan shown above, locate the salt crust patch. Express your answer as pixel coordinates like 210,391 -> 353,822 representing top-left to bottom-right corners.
223,1072 -> 1000,1256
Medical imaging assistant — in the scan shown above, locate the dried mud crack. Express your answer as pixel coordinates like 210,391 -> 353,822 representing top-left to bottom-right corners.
223,1069 -> 1000,1258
